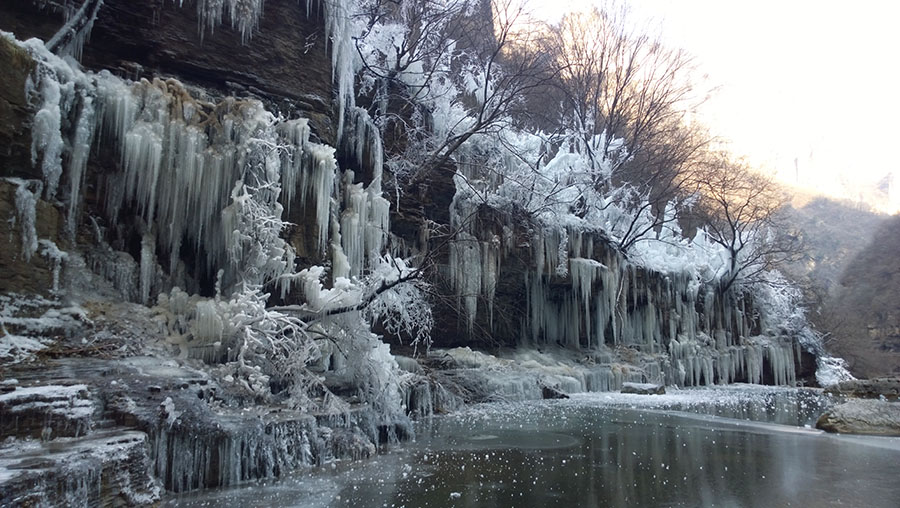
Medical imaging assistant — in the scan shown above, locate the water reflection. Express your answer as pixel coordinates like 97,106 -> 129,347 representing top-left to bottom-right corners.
168,389 -> 900,508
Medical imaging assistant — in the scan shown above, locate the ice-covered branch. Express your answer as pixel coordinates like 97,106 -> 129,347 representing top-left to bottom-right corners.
46,0 -> 104,59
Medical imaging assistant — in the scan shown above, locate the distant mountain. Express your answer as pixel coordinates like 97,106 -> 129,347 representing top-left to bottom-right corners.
782,195 -> 886,297
826,215 -> 900,376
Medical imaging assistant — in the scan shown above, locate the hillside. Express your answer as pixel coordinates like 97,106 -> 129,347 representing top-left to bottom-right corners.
781,195 -> 898,376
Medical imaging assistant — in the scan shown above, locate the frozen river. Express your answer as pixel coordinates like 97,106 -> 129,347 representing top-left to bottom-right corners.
167,386 -> 900,507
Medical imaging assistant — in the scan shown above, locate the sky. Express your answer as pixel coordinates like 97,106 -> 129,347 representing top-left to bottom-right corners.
529,0 -> 900,212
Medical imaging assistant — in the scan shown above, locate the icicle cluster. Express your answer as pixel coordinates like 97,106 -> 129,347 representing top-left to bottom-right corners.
93,76 -> 307,289
17,33 -> 344,298
190,0 -> 266,43
337,169 -> 391,278
448,171 -> 505,333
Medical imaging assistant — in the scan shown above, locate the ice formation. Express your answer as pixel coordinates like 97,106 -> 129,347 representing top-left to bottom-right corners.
38,240 -> 68,292
192,0 -> 266,43
338,168 -> 391,277
44,0 -> 104,60
10,18 -> 426,439
17,37 -> 335,295
445,128 -> 817,388
8,178 -> 41,262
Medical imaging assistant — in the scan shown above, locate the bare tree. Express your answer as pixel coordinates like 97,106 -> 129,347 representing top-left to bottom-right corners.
687,152 -> 800,292
354,0 -> 557,186
544,2 -> 710,252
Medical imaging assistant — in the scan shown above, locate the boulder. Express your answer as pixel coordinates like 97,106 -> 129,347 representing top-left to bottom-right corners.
621,382 -> 666,395
541,384 -> 569,399
816,399 -> 900,436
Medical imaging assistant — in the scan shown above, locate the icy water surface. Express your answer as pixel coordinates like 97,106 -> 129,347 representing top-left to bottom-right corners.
167,387 -> 900,507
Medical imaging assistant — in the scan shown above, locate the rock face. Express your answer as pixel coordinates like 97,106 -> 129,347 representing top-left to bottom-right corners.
816,399 -> 900,436
1,0 -> 336,145
0,384 -> 94,439
0,430 -> 160,506
0,36 -> 35,179
0,180 -> 63,294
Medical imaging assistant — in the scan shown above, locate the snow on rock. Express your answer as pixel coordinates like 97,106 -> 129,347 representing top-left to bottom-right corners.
0,430 -> 160,506
432,347 -> 656,402
815,355 -> 856,387
0,334 -> 50,364
0,293 -> 88,364
621,382 -> 665,395
566,385 -> 829,427
0,384 -> 94,439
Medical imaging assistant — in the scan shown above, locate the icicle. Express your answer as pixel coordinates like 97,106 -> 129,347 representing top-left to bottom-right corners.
556,228 -> 569,277
325,0 -> 360,143
66,92 -> 95,235
345,106 -> 384,180
38,239 -> 68,291
9,178 -> 42,262
451,232 -> 482,334
140,233 -> 156,305
303,143 -> 337,253
193,0 -> 266,43
276,118 -> 310,214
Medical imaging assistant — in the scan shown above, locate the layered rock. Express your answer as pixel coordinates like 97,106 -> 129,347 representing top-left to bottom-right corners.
825,378 -> 900,400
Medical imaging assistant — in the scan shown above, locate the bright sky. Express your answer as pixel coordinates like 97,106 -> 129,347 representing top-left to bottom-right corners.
529,0 -> 900,212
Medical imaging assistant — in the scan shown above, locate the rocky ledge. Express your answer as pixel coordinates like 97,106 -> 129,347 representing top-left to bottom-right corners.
824,378 -> 900,400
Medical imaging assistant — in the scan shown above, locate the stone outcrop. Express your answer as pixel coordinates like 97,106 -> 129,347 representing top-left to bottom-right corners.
0,180 -> 63,294
0,36 -> 35,180
0,383 -> 94,439
0,430 -> 160,506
